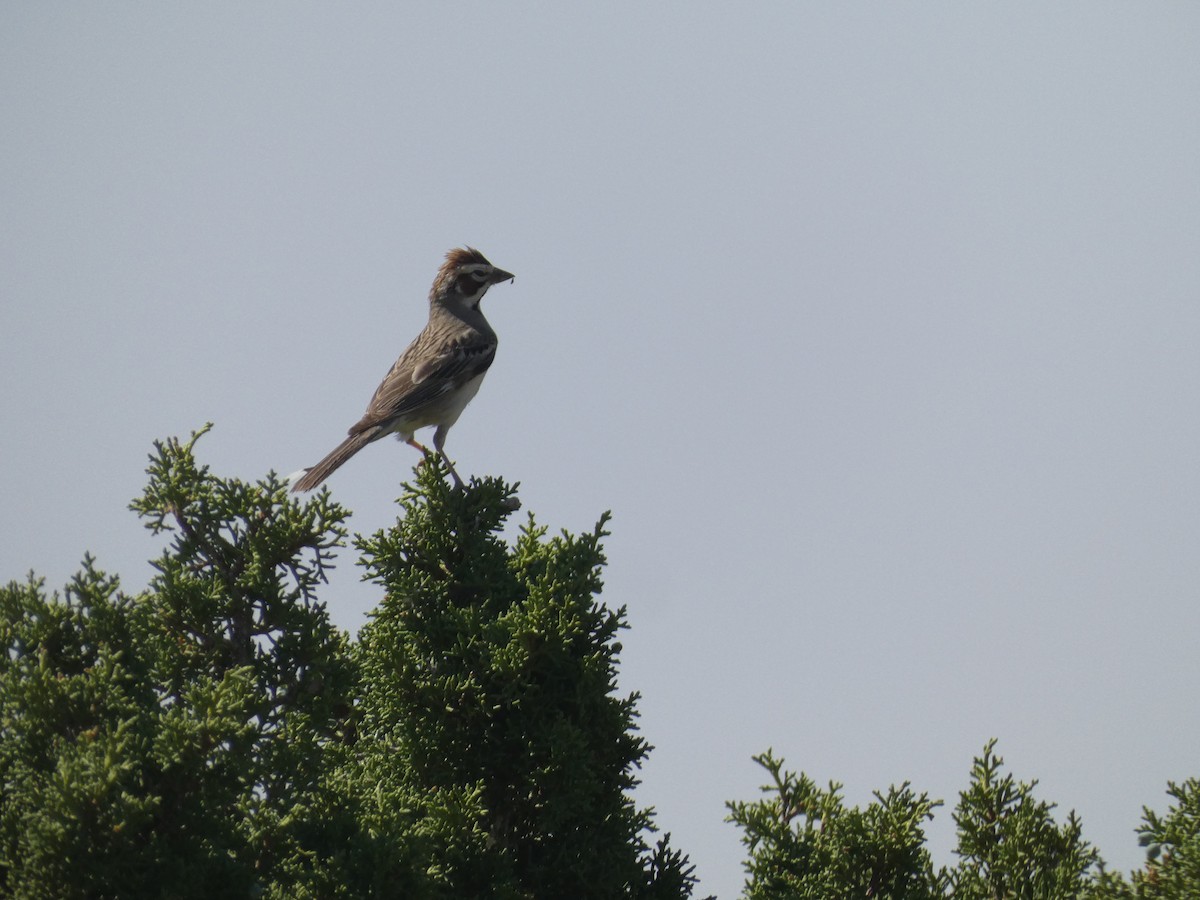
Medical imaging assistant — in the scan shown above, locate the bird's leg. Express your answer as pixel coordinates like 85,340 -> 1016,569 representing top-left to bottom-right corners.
438,450 -> 465,489
408,435 -> 463,487
431,427 -> 465,489
407,437 -> 435,475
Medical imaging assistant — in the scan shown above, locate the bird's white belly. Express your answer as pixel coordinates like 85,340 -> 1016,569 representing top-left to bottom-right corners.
439,372 -> 486,428
386,372 -> 487,442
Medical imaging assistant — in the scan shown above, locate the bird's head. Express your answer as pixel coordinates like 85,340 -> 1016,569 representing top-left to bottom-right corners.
431,247 -> 515,311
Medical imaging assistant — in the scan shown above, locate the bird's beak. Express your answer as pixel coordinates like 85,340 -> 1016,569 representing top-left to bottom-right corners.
490,268 -> 515,284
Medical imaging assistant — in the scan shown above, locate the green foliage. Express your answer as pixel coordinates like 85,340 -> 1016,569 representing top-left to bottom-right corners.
0,427 -> 699,898
726,740 -> 1200,900
1,426 -> 355,897
3,426 -> 1198,899
726,750 -> 944,899
1117,778 -> 1200,899
345,458 -> 698,898
949,740 -> 1097,899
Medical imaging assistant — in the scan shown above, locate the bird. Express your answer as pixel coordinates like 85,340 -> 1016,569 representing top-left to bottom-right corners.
291,247 -> 514,493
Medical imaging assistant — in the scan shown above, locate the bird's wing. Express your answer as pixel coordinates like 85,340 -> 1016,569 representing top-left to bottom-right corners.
351,331 -> 497,433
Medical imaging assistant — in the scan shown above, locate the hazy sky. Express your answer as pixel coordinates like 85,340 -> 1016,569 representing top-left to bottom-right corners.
3,5 -> 1199,896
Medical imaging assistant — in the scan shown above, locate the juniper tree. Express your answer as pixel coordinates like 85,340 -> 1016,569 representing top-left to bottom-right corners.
0,427 -> 700,898
0,426 -> 356,897
725,741 -> 1200,899
343,458 -> 699,898
1115,778 -> 1200,899
10,426 -> 1197,898
726,750 -> 945,899
949,740 -> 1098,899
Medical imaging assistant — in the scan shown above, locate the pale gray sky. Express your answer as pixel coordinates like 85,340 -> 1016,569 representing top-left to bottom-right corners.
3,5 -> 1199,896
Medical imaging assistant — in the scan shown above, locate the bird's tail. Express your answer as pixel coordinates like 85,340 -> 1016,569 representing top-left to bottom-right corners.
291,430 -> 377,492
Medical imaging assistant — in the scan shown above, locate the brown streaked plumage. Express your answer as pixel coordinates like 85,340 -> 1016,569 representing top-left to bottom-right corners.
291,247 -> 514,492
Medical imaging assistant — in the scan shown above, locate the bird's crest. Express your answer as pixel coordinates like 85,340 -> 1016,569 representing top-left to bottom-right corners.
442,246 -> 492,273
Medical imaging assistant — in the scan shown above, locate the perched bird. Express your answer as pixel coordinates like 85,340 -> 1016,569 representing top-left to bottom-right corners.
291,247 -> 514,492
